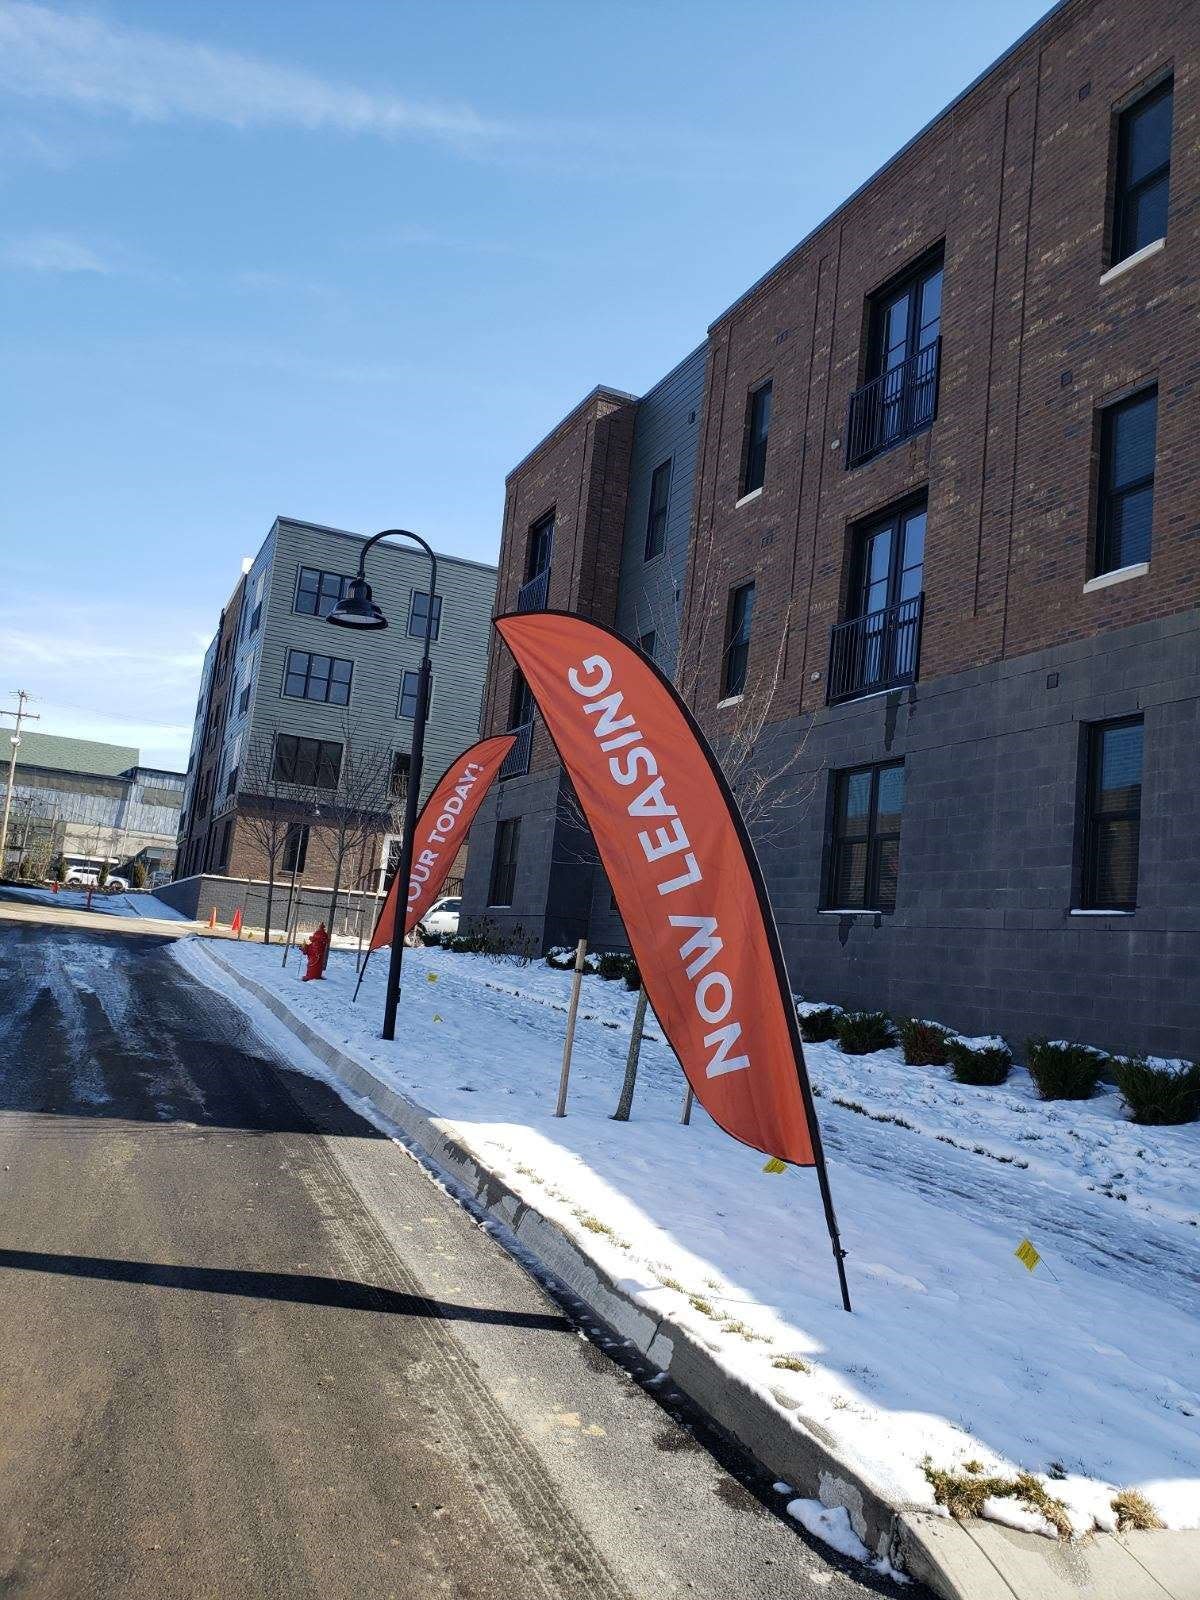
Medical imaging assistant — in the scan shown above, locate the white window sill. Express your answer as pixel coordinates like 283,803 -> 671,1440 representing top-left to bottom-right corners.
734,487 -> 763,509
1069,908 -> 1134,917
1099,236 -> 1164,286
1083,561 -> 1148,594
820,908 -> 884,917
716,694 -> 743,709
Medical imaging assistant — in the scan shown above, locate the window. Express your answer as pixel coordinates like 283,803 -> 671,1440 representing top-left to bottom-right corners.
214,817 -> 233,873
527,512 -> 555,578
827,763 -> 905,912
1081,718 -> 1143,911
509,670 -> 534,728
645,459 -> 672,559
488,818 -> 521,907
1096,388 -> 1156,574
397,669 -> 432,720
408,589 -> 443,641
848,252 -> 942,466
294,566 -> 353,618
829,497 -> 926,701
282,823 -> 309,875
272,734 -> 343,789
741,383 -> 772,496
721,582 -> 755,698
1112,78 -> 1173,265
391,751 -> 411,798
638,630 -> 657,661
283,649 -> 353,706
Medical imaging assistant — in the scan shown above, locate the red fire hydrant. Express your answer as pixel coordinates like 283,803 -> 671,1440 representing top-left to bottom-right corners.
300,923 -> 329,981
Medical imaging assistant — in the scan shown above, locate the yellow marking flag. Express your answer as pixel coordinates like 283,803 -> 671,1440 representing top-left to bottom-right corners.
762,1157 -> 788,1175
1015,1238 -> 1042,1272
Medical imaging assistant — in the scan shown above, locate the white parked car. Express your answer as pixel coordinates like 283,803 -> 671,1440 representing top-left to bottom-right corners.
420,896 -> 461,938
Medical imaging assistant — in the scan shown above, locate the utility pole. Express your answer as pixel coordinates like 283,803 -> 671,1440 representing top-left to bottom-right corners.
0,691 -> 40,878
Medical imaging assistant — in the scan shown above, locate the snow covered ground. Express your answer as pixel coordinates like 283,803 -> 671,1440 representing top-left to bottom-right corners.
175,937 -> 1200,1540
0,884 -> 194,921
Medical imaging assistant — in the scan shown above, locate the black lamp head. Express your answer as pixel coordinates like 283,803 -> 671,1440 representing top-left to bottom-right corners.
327,574 -> 387,630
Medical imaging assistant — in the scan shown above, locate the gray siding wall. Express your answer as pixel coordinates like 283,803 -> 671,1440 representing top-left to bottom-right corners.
613,345 -> 707,680
237,519 -> 496,807
748,608 -> 1200,1062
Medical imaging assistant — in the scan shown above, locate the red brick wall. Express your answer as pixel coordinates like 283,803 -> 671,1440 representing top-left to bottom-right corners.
482,389 -> 637,772
680,0 -> 1198,738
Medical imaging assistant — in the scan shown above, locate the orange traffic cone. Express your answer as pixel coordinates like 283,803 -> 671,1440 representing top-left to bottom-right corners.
208,907 -> 217,930
231,908 -> 244,938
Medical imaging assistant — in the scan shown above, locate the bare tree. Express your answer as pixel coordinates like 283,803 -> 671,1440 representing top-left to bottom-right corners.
237,735 -> 312,946
312,717 -> 394,966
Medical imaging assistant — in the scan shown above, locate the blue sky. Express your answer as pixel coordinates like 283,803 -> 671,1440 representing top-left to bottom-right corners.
1,0 -> 1051,767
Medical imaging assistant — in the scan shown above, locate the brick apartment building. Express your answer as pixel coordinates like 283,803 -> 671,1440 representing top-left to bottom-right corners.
168,517 -> 496,929
461,0 -> 1200,1060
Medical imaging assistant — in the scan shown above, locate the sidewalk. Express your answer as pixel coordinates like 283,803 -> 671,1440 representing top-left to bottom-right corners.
179,936 -> 1200,1600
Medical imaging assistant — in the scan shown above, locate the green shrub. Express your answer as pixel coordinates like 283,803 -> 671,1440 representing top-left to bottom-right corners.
127,859 -> 149,890
1113,1056 -> 1200,1125
97,861 -> 109,888
797,1004 -> 842,1043
897,1017 -> 951,1066
946,1036 -> 1012,1086
596,950 -> 639,985
1025,1038 -> 1105,1100
835,1010 -> 895,1056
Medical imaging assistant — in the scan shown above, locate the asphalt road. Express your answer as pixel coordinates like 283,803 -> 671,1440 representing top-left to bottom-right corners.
0,905 -> 914,1599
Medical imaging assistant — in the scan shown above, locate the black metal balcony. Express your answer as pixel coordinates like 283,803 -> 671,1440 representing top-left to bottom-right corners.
500,720 -> 533,779
845,338 -> 941,468
516,566 -> 550,613
827,593 -> 924,704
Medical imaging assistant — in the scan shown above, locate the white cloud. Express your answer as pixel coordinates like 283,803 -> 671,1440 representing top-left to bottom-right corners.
0,2 -> 506,146
0,604 -> 208,770
3,229 -> 111,272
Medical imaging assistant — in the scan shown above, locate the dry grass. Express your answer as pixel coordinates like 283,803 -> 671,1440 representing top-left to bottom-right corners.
771,1355 -> 810,1374
1111,1489 -> 1164,1531
688,1295 -> 716,1317
923,1462 -> 1073,1540
720,1319 -> 771,1344
658,1276 -> 685,1294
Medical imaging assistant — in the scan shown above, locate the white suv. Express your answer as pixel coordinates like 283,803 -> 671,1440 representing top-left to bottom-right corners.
420,896 -> 461,938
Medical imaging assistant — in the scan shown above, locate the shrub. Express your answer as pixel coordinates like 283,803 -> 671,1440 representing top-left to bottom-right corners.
945,1035 -> 1012,1086
127,859 -> 149,890
596,950 -> 639,985
897,1017 -> 951,1066
97,862 -> 109,888
835,1010 -> 895,1056
1025,1038 -> 1105,1100
797,1004 -> 842,1043
1113,1056 -> 1200,1125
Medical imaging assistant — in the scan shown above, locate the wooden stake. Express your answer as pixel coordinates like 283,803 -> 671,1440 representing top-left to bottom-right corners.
554,939 -> 587,1118
680,1084 -> 694,1124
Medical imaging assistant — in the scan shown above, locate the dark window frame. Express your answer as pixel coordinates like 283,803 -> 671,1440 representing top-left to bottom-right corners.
508,669 -> 534,729
282,648 -> 354,706
294,565 -> 354,618
826,761 -> 906,913
644,458 -> 672,560
397,668 -> 433,720
407,589 -> 443,641
271,733 -> 343,790
1080,716 -> 1144,912
740,382 -> 772,497
1095,386 -> 1157,576
488,817 -> 521,908
863,247 -> 944,386
1111,76 -> 1173,267
721,581 -> 755,699
527,511 -> 555,580
282,822 -> 309,875
638,630 -> 657,661
391,751 -> 411,798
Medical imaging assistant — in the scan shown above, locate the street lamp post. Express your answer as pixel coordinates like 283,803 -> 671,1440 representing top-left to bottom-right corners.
327,528 -> 437,1042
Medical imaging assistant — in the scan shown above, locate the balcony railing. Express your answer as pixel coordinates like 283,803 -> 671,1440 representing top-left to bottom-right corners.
516,566 -> 550,613
827,593 -> 924,704
500,720 -> 533,779
846,338 -> 941,468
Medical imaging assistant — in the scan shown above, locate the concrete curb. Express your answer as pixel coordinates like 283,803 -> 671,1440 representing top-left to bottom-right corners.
192,940 -> 1200,1600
